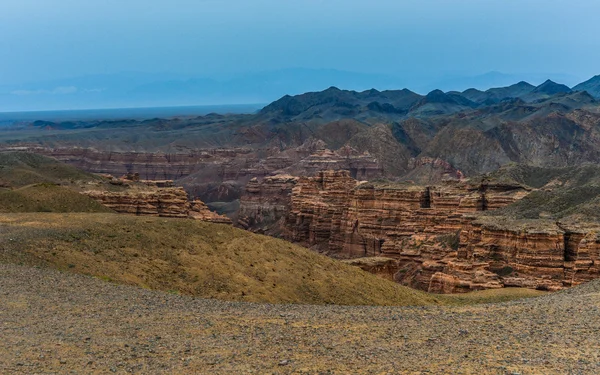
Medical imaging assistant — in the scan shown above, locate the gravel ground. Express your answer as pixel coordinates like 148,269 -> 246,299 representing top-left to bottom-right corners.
1,263 -> 600,374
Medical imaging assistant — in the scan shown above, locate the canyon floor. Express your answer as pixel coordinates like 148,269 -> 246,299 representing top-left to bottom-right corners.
1,263 -> 599,374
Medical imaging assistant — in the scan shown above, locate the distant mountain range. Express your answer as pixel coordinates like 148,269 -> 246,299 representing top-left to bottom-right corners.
5,74 -> 600,180
0,68 -> 596,112
260,77 -> 600,123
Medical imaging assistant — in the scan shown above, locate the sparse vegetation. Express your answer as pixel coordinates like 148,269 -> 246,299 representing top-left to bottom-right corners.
485,163 -> 600,221
435,232 -> 460,251
440,287 -> 544,305
0,184 -> 113,213
0,212 -> 444,306
0,152 -> 102,188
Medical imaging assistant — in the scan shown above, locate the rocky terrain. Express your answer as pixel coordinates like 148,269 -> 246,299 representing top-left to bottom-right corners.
4,77 -> 600,372
2,262 -> 598,374
239,167 -> 600,293
237,174 -> 300,235
7,77 -> 600,295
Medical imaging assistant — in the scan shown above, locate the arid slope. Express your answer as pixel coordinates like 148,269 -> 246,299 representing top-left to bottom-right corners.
0,184 -> 113,213
0,212 -> 441,306
0,263 -> 595,374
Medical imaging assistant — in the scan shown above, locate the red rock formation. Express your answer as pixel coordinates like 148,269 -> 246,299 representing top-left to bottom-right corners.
277,170 -> 600,293
83,186 -> 231,224
435,219 -> 600,292
277,146 -> 382,181
189,199 -> 233,224
564,230 -> 600,285
284,170 -> 360,250
284,171 -> 528,254
7,143 -> 383,203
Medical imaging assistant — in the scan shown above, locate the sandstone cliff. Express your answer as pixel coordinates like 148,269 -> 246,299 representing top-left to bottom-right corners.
253,170 -> 600,293
443,218 -> 600,292
83,180 -> 231,224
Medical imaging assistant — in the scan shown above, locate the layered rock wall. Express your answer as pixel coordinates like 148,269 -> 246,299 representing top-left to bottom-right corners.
279,148 -> 383,181
9,145 -> 383,202
84,187 -> 231,224
28,147 -> 257,181
279,170 -> 600,293
439,219 -> 600,292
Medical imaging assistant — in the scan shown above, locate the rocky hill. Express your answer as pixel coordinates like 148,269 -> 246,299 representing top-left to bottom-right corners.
483,163 -> 600,220
0,151 -> 102,188
4,78 -> 600,372
0,152 -> 112,213
0,184 -> 113,213
573,75 -> 600,98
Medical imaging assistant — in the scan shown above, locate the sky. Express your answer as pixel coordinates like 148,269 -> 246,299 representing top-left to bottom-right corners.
1,0 -> 599,109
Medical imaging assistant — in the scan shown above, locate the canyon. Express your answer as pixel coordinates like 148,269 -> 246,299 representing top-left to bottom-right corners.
238,170 -> 600,293
5,80 -> 600,294
4,140 -> 382,204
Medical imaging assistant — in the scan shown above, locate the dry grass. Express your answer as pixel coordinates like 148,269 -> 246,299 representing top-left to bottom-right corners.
0,212 -> 444,306
0,184 -> 113,213
0,210 -> 546,307
441,287 -> 546,305
0,152 -> 101,188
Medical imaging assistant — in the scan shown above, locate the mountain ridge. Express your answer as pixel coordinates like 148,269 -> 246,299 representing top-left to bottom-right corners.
1,70 -> 595,112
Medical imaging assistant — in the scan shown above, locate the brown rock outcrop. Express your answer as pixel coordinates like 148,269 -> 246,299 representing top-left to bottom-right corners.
284,170 -> 361,250
84,187 -> 231,224
284,171 -> 528,255
32,147 -> 239,180
189,199 -> 233,224
277,146 -> 383,180
437,219 -> 600,292
277,170 -> 600,293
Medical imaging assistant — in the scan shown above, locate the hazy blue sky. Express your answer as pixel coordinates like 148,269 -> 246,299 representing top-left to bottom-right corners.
1,0 -> 599,86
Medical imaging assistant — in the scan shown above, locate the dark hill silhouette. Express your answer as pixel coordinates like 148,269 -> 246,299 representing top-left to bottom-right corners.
573,75 -> 600,99
532,79 -> 573,95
